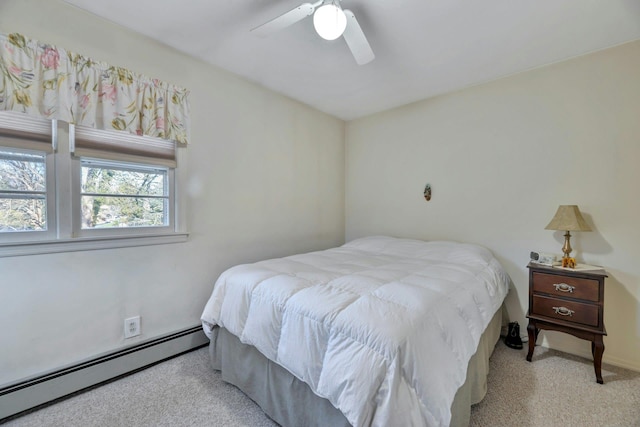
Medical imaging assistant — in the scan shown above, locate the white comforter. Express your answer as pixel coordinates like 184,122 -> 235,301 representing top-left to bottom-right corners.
201,236 -> 510,427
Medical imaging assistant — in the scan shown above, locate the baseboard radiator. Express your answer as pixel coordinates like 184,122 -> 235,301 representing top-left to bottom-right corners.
0,325 -> 209,422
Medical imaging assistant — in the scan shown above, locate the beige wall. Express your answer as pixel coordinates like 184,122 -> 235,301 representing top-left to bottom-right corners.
0,1 -> 345,384
1,0 -> 638,389
346,41 -> 640,371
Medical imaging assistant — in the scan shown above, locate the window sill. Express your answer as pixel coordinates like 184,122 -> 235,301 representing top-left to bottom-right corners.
0,232 -> 189,258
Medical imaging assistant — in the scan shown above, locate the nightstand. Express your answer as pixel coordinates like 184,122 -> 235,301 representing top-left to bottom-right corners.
526,262 -> 608,383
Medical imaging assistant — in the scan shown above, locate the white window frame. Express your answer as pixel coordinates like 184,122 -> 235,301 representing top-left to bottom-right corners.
72,157 -> 175,238
0,143 -> 57,244
0,119 -> 188,258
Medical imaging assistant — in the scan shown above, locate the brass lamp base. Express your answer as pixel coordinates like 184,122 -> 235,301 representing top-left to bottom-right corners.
562,230 -> 572,259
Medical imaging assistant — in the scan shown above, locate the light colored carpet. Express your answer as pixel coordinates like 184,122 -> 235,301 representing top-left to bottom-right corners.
5,343 -> 640,426
5,347 -> 277,427
470,344 -> 640,427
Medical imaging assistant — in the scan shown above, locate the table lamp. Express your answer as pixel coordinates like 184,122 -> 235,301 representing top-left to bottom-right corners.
545,205 -> 592,259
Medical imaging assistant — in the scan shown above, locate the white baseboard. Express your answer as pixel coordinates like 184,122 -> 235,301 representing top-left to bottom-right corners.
0,326 -> 209,422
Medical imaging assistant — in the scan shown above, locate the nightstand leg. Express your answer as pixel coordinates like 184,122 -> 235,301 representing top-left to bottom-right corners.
526,322 -> 537,362
593,336 -> 605,384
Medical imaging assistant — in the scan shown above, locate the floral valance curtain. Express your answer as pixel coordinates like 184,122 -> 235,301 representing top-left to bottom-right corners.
0,33 -> 190,145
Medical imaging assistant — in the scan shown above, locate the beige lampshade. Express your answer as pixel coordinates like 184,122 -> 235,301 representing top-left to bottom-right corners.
545,205 -> 592,232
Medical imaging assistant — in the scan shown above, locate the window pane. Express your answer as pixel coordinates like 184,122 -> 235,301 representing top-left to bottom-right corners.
80,161 -> 169,230
0,149 -> 47,233
0,151 -> 46,192
81,165 -> 166,196
0,197 -> 47,232
81,196 -> 166,228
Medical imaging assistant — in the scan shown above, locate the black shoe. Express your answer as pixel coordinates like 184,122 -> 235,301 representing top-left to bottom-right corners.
505,321 -> 523,349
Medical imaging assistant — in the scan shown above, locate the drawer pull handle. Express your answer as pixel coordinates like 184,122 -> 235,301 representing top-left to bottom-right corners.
554,283 -> 575,293
552,306 -> 575,317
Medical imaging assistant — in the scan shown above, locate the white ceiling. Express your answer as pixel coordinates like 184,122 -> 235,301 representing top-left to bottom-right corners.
64,0 -> 640,121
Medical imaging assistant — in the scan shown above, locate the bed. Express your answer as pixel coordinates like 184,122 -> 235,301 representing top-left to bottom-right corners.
201,236 -> 511,426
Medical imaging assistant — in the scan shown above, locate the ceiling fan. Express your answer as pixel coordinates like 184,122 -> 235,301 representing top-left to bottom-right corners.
251,0 -> 375,65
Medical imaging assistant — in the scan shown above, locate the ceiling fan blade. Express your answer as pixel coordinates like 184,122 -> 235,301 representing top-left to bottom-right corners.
251,3 -> 316,37
342,9 -> 375,65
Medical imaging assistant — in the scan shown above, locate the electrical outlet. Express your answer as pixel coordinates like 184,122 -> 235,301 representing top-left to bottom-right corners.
124,316 -> 141,338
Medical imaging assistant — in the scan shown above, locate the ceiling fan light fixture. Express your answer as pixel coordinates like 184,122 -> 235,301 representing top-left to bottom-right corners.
313,3 -> 347,41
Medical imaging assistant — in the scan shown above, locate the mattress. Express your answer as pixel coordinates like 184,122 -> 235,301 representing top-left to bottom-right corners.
201,236 -> 511,426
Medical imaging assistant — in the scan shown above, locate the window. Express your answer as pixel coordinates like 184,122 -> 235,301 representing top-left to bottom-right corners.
0,112 -> 57,245
0,149 -> 48,232
0,113 -> 186,257
80,160 -> 169,229
76,159 -> 173,236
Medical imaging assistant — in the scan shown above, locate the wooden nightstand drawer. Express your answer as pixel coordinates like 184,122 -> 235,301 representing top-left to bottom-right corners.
532,294 -> 599,327
527,262 -> 608,383
532,272 -> 600,302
